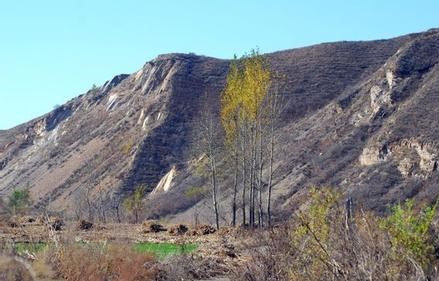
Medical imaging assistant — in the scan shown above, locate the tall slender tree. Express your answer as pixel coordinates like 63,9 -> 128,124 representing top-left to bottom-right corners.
198,100 -> 222,230
221,50 -> 271,227
221,57 -> 242,226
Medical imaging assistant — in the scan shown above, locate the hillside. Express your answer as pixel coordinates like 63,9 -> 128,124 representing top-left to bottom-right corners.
1,28 -> 439,224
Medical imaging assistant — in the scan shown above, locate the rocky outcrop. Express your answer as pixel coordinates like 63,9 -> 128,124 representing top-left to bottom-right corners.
151,167 -> 177,195
360,138 -> 438,178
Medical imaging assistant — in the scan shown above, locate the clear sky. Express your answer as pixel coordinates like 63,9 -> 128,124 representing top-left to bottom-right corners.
1,0 -> 438,129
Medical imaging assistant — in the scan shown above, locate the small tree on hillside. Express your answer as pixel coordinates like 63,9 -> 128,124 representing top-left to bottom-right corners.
123,185 -> 146,223
8,189 -> 31,215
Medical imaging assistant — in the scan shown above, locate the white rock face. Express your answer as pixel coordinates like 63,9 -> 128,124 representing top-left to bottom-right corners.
137,110 -> 145,125
370,85 -> 391,115
135,68 -> 144,82
34,120 -> 47,138
142,116 -> 149,131
35,127 -> 60,148
151,167 -> 176,195
360,138 -> 438,178
398,157 -> 414,177
413,141 -> 437,172
106,94 -> 118,111
386,70 -> 394,89
359,147 -> 382,166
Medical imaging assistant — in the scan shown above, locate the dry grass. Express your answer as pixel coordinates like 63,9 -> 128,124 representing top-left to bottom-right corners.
51,243 -> 158,281
0,255 -> 34,281
233,192 -> 439,281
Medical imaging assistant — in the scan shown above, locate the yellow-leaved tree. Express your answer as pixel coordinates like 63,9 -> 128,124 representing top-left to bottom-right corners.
220,50 -> 273,227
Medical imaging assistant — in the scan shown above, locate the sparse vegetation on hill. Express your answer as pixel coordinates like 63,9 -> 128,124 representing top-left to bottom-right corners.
7,189 -> 31,215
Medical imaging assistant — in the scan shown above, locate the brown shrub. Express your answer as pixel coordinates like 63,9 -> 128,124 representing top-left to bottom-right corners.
233,189 -> 439,281
187,224 -> 216,236
78,220 -> 93,231
156,255 -> 229,281
0,255 -> 34,281
15,215 -> 35,224
48,217 -> 64,231
140,220 -> 167,233
54,243 -> 157,281
195,224 -> 216,235
168,224 -> 188,236
35,216 -> 46,225
7,220 -> 20,228
32,250 -> 57,280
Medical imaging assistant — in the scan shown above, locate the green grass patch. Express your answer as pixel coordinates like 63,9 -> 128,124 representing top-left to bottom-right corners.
134,242 -> 198,259
15,242 -> 48,254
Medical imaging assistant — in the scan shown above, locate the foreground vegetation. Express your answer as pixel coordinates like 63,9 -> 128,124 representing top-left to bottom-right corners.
0,237 -> 215,281
234,188 -> 439,281
1,187 -> 439,280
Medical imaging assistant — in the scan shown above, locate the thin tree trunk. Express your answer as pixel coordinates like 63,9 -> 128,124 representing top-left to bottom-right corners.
101,207 -> 106,224
115,205 -> 121,223
241,125 -> 247,226
210,157 -> 219,230
267,103 -> 275,227
249,127 -> 254,228
249,125 -> 257,228
258,122 -> 264,228
134,209 -> 139,224
232,136 -> 238,226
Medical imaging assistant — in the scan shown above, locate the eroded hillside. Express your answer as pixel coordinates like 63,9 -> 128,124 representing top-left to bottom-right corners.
1,29 -> 439,223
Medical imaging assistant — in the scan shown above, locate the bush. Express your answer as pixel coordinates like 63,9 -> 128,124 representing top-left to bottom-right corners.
7,189 -> 31,215
184,186 -> 208,199
78,220 -> 93,231
234,187 -> 438,281
0,255 -> 34,281
168,224 -> 189,235
380,199 -> 436,267
121,141 -> 134,156
156,255 -> 228,281
53,243 -> 157,281
140,220 -> 167,233
123,185 -> 146,223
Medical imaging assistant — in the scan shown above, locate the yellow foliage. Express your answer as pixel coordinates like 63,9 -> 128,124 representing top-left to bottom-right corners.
121,141 -> 134,155
290,187 -> 340,280
220,50 -> 271,147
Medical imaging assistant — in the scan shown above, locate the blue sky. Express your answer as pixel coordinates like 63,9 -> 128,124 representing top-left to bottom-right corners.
1,0 -> 438,129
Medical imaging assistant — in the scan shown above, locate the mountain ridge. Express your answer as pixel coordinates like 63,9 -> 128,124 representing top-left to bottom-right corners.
1,29 -> 439,224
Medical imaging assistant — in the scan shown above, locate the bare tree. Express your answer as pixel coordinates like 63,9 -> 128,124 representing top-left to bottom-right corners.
109,195 -> 123,223
73,186 -> 96,222
266,80 -> 284,227
196,100 -> 223,230
123,185 -> 146,223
